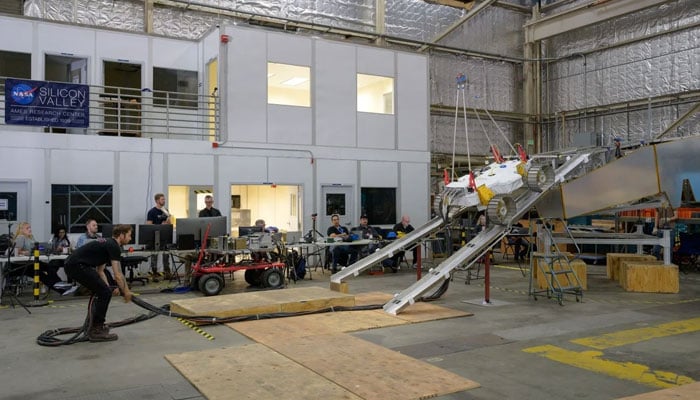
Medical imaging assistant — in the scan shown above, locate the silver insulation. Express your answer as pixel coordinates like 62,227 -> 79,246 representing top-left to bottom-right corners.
541,0 -> 700,149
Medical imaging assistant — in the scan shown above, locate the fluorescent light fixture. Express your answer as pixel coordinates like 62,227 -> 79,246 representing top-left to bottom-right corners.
281,77 -> 308,86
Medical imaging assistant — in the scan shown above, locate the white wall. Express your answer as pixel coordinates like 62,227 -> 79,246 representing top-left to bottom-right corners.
0,17 -> 431,238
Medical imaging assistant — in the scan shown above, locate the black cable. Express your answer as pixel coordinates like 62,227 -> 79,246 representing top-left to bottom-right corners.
37,293 -> 386,346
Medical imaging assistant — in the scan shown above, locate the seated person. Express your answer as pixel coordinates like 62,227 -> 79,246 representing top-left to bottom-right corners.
327,214 -> 357,272
354,215 -> 380,258
507,223 -> 529,261
389,215 -> 419,268
9,222 -> 66,294
50,224 -> 71,254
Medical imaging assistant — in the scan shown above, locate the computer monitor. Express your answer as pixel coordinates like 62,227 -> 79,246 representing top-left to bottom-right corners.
176,216 -> 227,241
239,225 -> 263,237
100,223 -> 136,245
137,224 -> 174,250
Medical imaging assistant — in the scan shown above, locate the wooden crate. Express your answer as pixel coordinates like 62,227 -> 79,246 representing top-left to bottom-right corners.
619,259 -> 664,288
620,261 -> 679,293
535,257 -> 587,290
605,253 -> 657,281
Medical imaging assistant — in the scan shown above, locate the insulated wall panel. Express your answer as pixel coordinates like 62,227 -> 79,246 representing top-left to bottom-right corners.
268,105 -> 312,145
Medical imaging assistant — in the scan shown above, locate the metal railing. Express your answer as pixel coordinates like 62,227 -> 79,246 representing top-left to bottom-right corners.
0,77 -> 220,141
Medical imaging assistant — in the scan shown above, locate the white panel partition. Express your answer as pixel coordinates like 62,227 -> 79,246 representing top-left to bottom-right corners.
268,105 -> 312,145
227,27 -> 267,143
267,31 -> 312,65
218,155 -> 267,183
400,162 -> 430,227
119,152 -> 153,224
50,150 -> 114,184
315,159 -> 357,185
0,17 -> 33,52
38,24 -> 95,61
168,154 -> 214,185
360,161 -> 398,187
357,112 -> 395,149
397,52 -> 429,151
315,40 -> 356,147
153,37 -> 198,71
96,31 -> 148,64
357,47 -> 394,76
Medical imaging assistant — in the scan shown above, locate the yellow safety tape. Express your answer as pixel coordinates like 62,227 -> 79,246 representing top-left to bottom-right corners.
523,345 -> 694,388
571,317 -> 700,350
177,317 -> 214,341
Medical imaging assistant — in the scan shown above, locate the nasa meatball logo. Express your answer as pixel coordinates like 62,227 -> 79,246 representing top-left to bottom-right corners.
10,83 -> 37,105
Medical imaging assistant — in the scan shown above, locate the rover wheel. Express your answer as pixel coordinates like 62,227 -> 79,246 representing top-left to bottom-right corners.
244,269 -> 263,286
526,165 -> 554,192
487,195 -> 516,225
261,268 -> 284,288
198,273 -> 224,296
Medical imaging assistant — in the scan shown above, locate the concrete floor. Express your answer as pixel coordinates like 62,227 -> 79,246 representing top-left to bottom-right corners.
1,258 -> 698,400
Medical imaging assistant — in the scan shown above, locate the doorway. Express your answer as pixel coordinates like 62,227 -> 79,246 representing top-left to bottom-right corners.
0,181 -> 30,224
230,184 -> 302,236
102,60 -> 142,137
45,54 -> 88,134
321,185 -> 354,231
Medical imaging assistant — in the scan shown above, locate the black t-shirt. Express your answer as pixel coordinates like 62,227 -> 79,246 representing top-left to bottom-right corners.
327,225 -> 349,237
393,222 -> 415,234
198,207 -> 222,217
65,237 -> 121,267
147,207 -> 168,224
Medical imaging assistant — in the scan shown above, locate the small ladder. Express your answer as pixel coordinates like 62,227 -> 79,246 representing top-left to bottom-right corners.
529,219 -> 583,305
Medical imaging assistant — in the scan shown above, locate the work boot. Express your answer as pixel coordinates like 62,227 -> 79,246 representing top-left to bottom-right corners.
88,324 -> 118,342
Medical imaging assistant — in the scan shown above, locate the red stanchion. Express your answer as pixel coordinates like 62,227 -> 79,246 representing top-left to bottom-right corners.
483,251 -> 491,304
416,245 -> 422,280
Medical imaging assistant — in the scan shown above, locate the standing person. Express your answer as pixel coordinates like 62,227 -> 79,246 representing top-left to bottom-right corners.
326,214 -> 356,272
146,193 -> 171,280
393,215 -> 418,267
198,195 -> 222,217
76,219 -> 99,249
614,138 -> 623,159
63,224 -> 133,342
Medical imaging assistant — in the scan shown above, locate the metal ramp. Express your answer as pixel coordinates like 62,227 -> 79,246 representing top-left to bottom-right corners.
529,219 -> 584,305
383,189 -> 554,315
330,216 -> 449,284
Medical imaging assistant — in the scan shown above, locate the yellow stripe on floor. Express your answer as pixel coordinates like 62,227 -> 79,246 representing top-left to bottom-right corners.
523,345 -> 694,388
571,317 -> 700,350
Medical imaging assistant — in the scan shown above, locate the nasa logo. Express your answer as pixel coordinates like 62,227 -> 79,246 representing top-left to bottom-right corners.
11,83 -> 37,105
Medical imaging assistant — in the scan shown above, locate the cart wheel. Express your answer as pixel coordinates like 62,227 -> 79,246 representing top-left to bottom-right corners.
261,268 -> 284,288
244,269 -> 263,285
198,273 -> 224,296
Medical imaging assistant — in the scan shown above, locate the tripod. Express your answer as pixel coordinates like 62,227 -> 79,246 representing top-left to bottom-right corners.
1,223 -> 30,314
305,213 -> 325,242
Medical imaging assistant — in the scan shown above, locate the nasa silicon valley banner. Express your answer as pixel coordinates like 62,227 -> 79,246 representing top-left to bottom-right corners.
4,78 -> 90,128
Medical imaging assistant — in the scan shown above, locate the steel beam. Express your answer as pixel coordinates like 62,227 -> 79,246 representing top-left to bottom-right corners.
418,0 -> 497,52
524,0 -> 672,42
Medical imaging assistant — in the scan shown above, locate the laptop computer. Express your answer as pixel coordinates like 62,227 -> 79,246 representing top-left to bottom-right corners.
286,231 -> 302,244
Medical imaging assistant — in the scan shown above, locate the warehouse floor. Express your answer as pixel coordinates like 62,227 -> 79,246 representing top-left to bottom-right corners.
1,258 -> 698,400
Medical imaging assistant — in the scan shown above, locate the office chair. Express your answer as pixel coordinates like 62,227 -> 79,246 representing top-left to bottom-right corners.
121,255 -> 149,286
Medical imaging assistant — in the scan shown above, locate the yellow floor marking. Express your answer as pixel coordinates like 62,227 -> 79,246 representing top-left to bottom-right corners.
523,345 -> 694,388
571,317 -> 700,350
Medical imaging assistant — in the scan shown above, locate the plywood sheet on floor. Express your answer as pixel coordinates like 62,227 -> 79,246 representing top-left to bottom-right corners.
616,382 -> 700,399
391,301 -> 473,323
170,286 -> 355,318
165,344 -> 361,400
230,310 -> 410,344
274,333 -> 480,400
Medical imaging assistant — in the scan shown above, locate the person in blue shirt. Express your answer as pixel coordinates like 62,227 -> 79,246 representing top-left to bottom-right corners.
146,193 -> 171,280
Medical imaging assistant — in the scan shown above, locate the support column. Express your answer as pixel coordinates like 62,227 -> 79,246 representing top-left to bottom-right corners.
375,0 -> 385,46
144,0 -> 154,34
